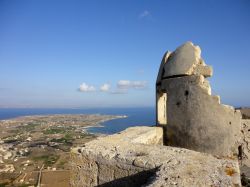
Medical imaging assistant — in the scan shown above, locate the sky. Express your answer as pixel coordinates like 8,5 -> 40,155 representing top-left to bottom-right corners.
0,0 -> 249,108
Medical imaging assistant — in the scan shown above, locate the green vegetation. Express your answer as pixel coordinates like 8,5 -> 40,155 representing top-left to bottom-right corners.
43,127 -> 66,134
3,139 -> 19,144
57,160 -> 67,169
20,122 -> 40,131
32,155 -> 60,167
51,133 -> 74,145
51,138 -> 72,144
18,184 -> 31,187
0,182 -> 9,187
64,133 -> 73,140
8,129 -> 19,134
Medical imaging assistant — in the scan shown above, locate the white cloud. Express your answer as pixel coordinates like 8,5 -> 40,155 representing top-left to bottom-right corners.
100,83 -> 111,92
139,10 -> 150,19
131,81 -> 147,89
117,80 -> 147,90
78,83 -> 96,92
78,80 -> 147,94
117,80 -> 131,89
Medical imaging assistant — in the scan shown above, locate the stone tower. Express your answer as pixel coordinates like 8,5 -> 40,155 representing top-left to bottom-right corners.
156,42 -> 242,157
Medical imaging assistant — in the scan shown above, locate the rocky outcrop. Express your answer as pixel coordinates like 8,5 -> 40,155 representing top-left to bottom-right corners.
70,126 -> 241,187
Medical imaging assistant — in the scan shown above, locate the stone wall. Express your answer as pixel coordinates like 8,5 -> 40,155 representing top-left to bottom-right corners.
156,42 -> 242,157
161,75 -> 241,157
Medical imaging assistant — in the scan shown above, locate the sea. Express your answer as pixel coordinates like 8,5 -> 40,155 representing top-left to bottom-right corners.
0,108 -> 155,134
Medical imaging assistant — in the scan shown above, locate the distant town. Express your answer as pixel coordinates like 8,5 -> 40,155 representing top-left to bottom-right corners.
0,114 -> 126,187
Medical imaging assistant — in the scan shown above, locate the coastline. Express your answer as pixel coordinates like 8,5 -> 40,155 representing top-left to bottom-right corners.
80,115 -> 128,134
0,113 -> 128,185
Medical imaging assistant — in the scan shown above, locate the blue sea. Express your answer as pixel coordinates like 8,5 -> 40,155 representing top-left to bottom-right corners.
0,108 -> 155,134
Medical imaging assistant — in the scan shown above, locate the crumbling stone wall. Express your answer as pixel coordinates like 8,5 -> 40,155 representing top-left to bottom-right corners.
156,42 -> 242,157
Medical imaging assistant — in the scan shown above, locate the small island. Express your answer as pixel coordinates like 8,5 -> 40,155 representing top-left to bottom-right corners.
0,114 -> 126,186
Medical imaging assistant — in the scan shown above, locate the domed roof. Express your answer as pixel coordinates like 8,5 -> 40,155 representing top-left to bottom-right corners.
157,42 -> 213,84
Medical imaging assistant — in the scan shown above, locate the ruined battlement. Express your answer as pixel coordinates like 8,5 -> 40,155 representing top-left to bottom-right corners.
70,42 -> 250,186
156,42 -> 241,157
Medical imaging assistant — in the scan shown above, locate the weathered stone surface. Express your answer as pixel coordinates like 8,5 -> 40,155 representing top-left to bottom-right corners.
156,42 -> 213,126
102,126 -> 163,145
146,157 -> 241,187
241,119 -> 250,178
70,127 -> 241,187
156,42 -> 242,158
161,75 -> 242,157
70,126 -> 163,186
162,42 -> 213,78
156,51 -> 171,85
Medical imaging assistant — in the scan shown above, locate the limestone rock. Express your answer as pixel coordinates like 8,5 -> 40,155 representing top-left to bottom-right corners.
146,156 -> 241,187
162,42 -> 213,78
70,127 -> 241,187
241,119 -> 250,180
108,126 -> 163,145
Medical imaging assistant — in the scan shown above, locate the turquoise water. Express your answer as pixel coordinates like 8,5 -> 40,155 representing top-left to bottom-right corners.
0,108 -> 155,134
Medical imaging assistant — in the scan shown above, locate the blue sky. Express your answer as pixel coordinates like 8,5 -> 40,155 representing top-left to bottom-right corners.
0,0 -> 249,108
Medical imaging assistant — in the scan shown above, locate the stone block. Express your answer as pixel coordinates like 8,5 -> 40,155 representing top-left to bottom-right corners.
161,75 -> 242,157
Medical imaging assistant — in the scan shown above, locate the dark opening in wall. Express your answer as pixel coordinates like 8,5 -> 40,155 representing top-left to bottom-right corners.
238,145 -> 242,160
185,90 -> 189,96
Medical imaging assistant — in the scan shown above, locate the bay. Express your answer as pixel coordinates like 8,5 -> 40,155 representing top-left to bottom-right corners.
0,108 -> 155,134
